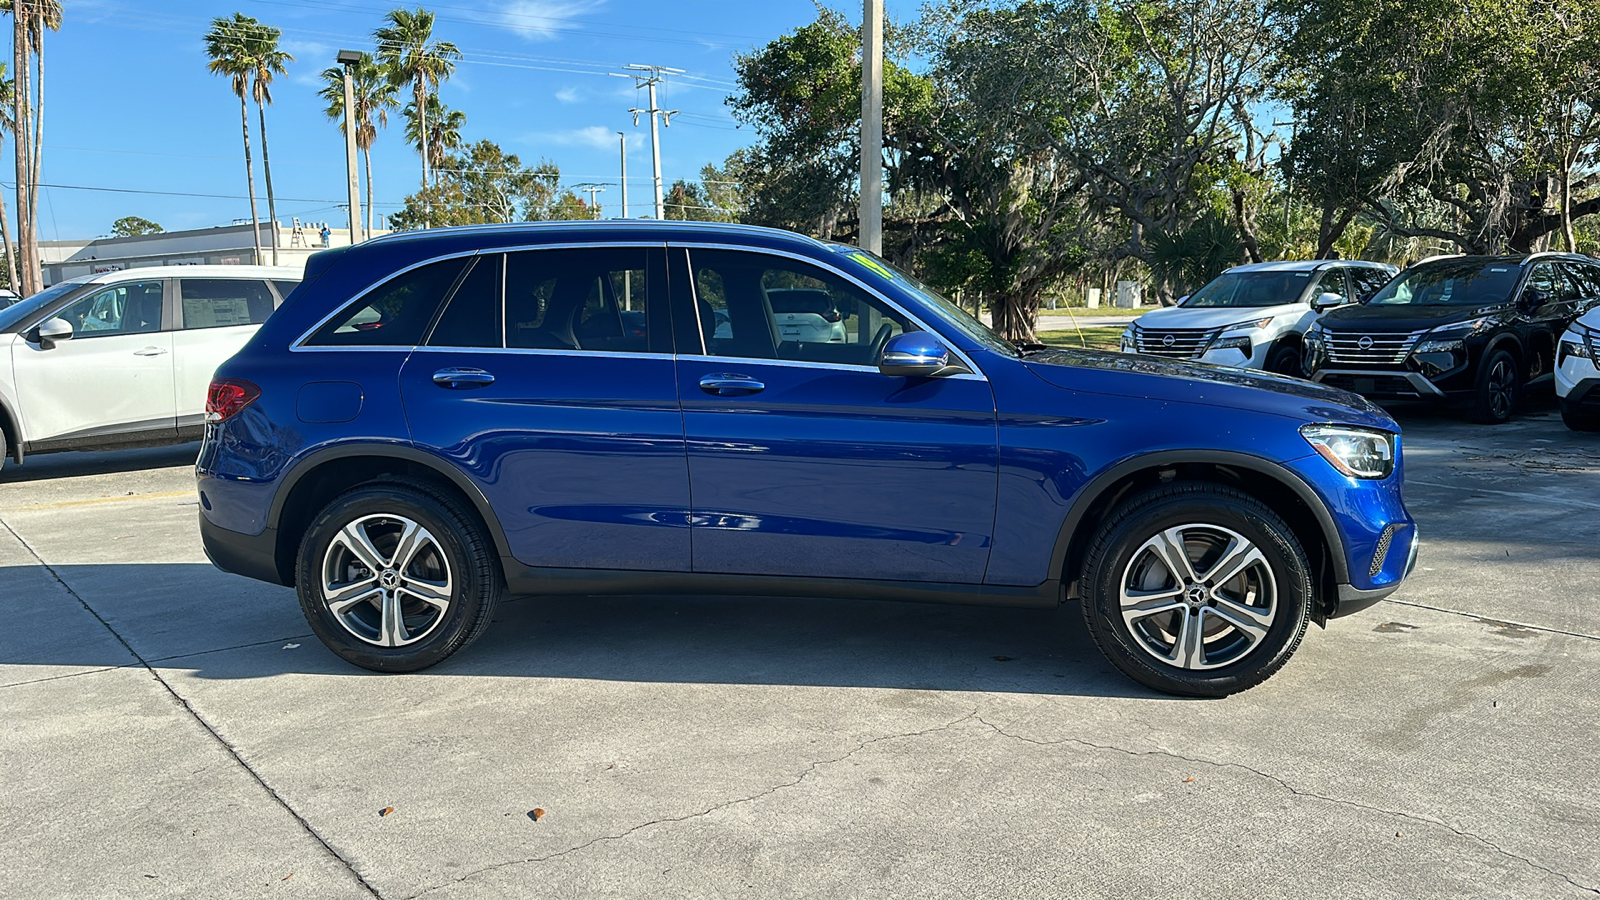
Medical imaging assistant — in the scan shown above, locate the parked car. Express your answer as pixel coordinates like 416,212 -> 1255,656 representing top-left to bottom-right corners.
767,287 -> 847,343
196,221 -> 1415,697
0,265 -> 302,469
1119,260 -> 1396,374
0,288 -> 18,311
1557,305 -> 1600,431
1305,253 -> 1600,423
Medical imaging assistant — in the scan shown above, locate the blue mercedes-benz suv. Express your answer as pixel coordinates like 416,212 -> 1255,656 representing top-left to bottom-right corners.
197,221 -> 1416,696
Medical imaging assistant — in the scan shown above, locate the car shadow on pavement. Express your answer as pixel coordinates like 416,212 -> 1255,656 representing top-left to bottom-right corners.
13,562 -> 1161,700
0,443 -> 200,484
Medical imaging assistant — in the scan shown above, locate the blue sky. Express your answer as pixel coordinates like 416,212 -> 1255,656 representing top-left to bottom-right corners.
25,0 -> 917,239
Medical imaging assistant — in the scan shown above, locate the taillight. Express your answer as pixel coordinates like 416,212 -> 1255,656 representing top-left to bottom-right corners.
206,378 -> 260,423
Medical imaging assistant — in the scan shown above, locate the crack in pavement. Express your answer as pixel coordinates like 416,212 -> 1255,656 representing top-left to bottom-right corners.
973,715 -> 1600,896
0,516 -> 385,900
403,708 -> 983,900
1380,598 -> 1600,643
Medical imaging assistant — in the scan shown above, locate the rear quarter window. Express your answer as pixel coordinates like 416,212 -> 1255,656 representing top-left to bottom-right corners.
304,258 -> 468,347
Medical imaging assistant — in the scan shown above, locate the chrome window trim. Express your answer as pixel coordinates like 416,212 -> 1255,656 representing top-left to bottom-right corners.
674,352 -> 986,381
669,241 -> 988,380
409,345 -> 670,362
291,242 -> 671,352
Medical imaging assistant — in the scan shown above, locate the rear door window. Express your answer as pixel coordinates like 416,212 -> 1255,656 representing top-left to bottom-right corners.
504,247 -> 659,353
178,278 -> 277,329
305,258 -> 468,347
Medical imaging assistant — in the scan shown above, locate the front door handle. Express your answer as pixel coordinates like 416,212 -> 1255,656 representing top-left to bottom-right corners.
432,367 -> 495,389
698,373 -> 765,396
133,346 -> 169,357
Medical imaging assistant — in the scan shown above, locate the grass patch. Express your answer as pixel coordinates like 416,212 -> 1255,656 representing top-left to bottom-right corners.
1037,324 -> 1126,351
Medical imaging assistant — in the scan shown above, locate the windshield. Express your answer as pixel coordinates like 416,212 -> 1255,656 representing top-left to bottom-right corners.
0,281 -> 85,332
832,247 -> 1019,358
1366,260 -> 1519,306
1182,270 -> 1314,308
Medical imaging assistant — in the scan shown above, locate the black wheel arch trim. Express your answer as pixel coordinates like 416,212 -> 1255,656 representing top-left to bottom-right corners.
1047,449 -> 1351,590
0,393 -> 20,463
265,442 -> 516,563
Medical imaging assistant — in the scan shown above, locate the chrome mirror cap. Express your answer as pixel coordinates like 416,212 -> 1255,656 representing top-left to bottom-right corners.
878,331 -> 966,378
36,317 -> 73,348
1312,292 -> 1345,311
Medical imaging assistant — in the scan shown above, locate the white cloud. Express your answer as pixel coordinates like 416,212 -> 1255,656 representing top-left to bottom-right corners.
530,126 -> 644,151
554,86 -> 581,104
501,0 -> 598,41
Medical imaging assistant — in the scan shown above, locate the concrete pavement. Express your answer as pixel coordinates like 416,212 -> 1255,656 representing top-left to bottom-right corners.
2,408 -> 1597,899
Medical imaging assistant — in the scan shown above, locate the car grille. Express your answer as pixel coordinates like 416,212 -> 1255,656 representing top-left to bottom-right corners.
1134,328 -> 1220,359
1324,330 -> 1427,365
1318,373 -> 1426,398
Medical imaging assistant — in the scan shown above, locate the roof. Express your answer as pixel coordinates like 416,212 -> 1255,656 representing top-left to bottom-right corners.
57,264 -> 306,287
363,219 -> 833,251
1226,259 -> 1395,273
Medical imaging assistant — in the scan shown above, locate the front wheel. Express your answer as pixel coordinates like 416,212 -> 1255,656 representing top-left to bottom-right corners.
1080,483 -> 1313,697
1266,342 -> 1303,377
296,482 -> 502,672
1471,349 -> 1521,424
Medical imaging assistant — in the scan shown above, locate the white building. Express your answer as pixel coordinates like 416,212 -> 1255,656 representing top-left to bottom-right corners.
41,221 -> 387,285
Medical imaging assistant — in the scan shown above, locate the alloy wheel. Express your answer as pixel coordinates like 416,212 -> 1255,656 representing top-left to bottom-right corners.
1118,524 -> 1277,670
1487,358 -> 1514,420
321,513 -> 453,647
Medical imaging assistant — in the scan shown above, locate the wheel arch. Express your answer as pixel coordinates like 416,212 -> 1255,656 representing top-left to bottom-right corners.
1050,451 -> 1348,618
267,444 -> 513,587
0,393 -> 22,463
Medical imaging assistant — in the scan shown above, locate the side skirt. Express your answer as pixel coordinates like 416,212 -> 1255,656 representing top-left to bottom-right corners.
503,562 -> 1063,610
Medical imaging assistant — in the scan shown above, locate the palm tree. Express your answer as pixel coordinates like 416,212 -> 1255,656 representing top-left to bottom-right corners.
0,64 -> 17,291
244,19 -> 292,265
2,0 -> 62,295
374,7 -> 460,226
319,53 -> 398,238
404,95 -> 464,180
204,13 -> 264,263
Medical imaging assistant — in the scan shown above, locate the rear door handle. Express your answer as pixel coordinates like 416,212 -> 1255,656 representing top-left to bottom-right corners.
432,367 -> 495,389
133,346 -> 169,357
698,373 -> 765,396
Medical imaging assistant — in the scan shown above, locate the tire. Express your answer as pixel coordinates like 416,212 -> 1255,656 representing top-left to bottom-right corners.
1560,398 -> 1600,432
1266,342 -> 1303,377
295,481 -> 502,672
0,425 -> 7,474
1080,483 -> 1313,697
1470,348 -> 1521,424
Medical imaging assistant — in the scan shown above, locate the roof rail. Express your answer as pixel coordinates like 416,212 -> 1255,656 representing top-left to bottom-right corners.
1521,250 -> 1594,264
361,219 -> 829,249
1411,253 -> 1464,266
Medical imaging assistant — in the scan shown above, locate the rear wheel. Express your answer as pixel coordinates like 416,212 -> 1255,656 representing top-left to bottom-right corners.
296,482 -> 501,672
1080,483 -> 1313,697
1471,349 -> 1521,424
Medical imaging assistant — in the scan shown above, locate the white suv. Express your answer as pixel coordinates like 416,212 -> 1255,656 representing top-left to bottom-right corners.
1119,260 -> 1397,374
0,265 -> 301,470
1557,305 -> 1600,431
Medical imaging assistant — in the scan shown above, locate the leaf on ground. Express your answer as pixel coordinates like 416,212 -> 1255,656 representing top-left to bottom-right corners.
1182,776 -> 1196,783
529,808 -> 546,822
282,873 -> 294,881
282,643 -> 300,650
379,806 -> 395,817
992,655 -> 1016,662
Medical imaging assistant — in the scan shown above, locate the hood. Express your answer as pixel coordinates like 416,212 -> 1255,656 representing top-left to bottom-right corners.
1573,306 -> 1600,332
1132,302 -> 1303,331
1023,347 -> 1397,431
1318,302 -> 1501,334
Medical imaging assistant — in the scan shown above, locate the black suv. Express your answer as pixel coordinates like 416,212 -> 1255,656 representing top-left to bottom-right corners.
1304,253 -> 1600,423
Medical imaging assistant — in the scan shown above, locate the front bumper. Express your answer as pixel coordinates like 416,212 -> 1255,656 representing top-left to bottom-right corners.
1331,523 -> 1419,618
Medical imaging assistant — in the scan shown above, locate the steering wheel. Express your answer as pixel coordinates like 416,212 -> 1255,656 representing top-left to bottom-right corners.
868,323 -> 895,364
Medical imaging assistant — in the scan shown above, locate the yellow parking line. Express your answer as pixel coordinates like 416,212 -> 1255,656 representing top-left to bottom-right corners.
0,490 -> 195,511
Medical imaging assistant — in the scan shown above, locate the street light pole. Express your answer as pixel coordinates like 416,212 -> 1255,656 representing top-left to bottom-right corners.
618,131 -> 629,219
859,0 -> 884,255
337,50 -> 364,243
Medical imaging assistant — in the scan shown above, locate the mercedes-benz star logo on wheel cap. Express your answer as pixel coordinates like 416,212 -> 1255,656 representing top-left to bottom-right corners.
1357,335 -> 1374,350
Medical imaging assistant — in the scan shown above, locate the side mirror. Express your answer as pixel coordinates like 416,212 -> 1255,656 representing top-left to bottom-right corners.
1312,292 -> 1345,311
879,331 -> 963,378
35,317 -> 73,349
1520,288 -> 1548,311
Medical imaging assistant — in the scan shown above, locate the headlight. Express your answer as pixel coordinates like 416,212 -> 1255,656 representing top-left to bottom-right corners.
1560,326 -> 1594,364
1206,317 -> 1272,355
1222,316 -> 1274,333
1301,424 -> 1395,479
1413,339 -> 1464,354
1210,335 -> 1252,353
1120,324 -> 1137,353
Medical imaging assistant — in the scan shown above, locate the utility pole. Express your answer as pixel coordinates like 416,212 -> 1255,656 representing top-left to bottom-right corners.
575,183 -> 607,219
617,131 -> 629,219
859,0 -> 884,255
615,65 -> 681,219
337,50 -> 364,244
